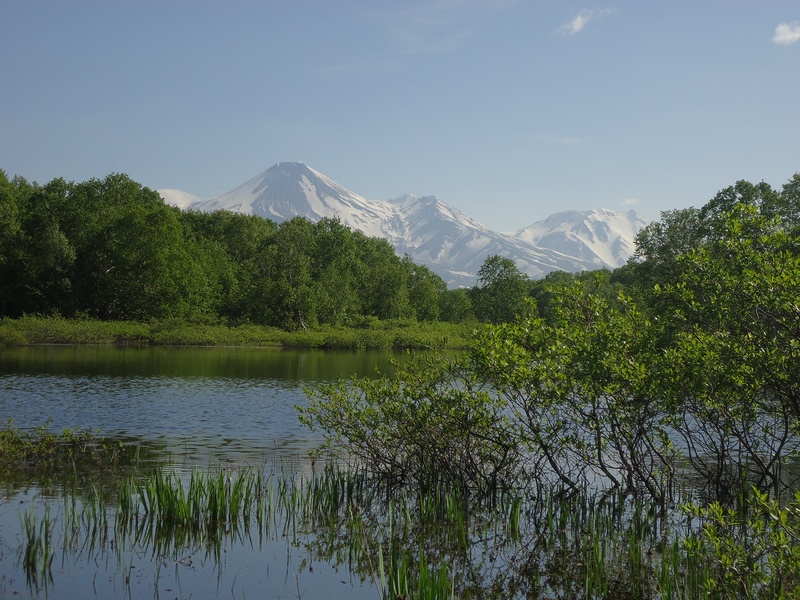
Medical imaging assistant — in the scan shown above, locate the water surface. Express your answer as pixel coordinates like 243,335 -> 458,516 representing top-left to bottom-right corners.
0,346 -> 411,598
0,345 -> 403,469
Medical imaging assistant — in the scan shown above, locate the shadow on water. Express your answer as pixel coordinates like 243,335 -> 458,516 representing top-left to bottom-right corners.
0,345 -> 406,380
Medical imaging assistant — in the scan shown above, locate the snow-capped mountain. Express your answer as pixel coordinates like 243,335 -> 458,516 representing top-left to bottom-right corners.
164,162 -> 647,287
380,193 -> 593,286
190,162 -> 395,239
514,209 -> 650,270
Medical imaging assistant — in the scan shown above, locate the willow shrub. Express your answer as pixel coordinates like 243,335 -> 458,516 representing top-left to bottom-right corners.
682,488 -> 800,598
300,353 -> 523,495
0,314 -> 149,345
471,290 -> 677,501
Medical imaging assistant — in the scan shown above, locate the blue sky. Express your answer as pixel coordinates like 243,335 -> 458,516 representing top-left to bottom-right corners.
2,1 -> 798,230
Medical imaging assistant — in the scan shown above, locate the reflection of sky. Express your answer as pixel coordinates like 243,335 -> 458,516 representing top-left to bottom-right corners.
0,488 -> 378,600
0,374 -> 322,466
2,374 -> 305,436
0,346 -> 405,468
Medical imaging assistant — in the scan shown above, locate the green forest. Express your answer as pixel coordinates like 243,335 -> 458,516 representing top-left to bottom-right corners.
1,168 -> 798,340
0,170 -> 463,328
0,167 -> 617,333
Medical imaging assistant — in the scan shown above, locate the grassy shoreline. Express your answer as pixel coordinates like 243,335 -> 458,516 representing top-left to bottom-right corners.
0,315 -> 477,350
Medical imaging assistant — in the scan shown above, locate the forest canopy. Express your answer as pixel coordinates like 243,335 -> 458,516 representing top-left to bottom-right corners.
2,169 -> 799,334
0,171 -> 466,329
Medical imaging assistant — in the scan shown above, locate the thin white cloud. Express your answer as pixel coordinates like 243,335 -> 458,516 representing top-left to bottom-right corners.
158,189 -> 201,210
773,21 -> 800,45
561,9 -> 592,34
559,8 -> 616,35
619,198 -> 639,208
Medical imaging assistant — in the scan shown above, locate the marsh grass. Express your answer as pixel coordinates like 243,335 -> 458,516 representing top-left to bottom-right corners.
12,461 -> 800,599
122,469 -> 256,551
378,542 -> 455,600
0,315 -> 475,349
106,466 -> 470,595
0,419 -> 144,487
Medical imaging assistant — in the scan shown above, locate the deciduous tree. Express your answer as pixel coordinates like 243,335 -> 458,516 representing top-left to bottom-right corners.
469,255 -> 530,324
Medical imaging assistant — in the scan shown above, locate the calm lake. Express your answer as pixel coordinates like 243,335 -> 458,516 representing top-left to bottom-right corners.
0,346 -> 408,599
5,346 -> 789,598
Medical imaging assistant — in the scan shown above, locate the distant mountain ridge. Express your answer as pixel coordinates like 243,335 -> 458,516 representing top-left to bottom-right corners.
515,208 -> 646,271
166,162 -> 648,287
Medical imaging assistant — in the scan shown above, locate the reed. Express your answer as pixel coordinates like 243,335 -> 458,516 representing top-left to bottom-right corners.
378,541 -> 455,600
506,493 -> 523,543
134,469 -> 257,535
20,504 -> 54,588
62,492 -> 80,551
12,461 -> 800,598
81,485 -> 110,554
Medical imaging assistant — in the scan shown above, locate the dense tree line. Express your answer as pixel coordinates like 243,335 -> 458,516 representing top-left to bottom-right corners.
5,168 -> 798,339
0,168 -> 645,330
0,170 -> 473,328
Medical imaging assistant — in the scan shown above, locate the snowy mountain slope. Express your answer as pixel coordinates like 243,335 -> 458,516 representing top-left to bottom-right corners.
190,162 -> 395,239
170,162 -> 648,286
381,194 -> 592,287
514,209 -> 650,269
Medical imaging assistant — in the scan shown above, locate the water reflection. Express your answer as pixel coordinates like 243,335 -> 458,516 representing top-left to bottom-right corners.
3,347 -> 796,598
0,346 -> 408,599
0,346 -> 405,470
0,345 -> 404,380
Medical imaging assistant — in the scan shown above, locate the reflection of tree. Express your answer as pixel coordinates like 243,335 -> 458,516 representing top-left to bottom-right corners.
287,471 -> 669,599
